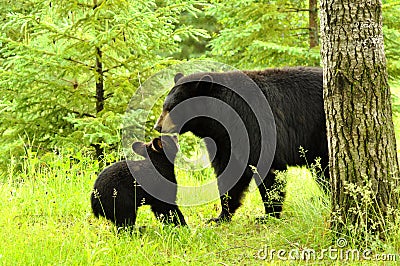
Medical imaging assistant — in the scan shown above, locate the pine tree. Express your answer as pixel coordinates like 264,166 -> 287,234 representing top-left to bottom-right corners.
0,0 -> 207,165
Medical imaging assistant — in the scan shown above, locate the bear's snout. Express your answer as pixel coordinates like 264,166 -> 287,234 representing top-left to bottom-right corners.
154,111 -> 177,133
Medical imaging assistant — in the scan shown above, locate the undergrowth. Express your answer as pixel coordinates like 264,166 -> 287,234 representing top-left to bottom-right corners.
1,145 -> 398,265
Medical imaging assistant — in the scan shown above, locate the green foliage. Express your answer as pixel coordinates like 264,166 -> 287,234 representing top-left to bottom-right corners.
206,0 -> 321,69
173,2 -> 216,60
0,0 -> 208,170
63,111 -> 123,150
1,0 -> 400,172
206,0 -> 400,83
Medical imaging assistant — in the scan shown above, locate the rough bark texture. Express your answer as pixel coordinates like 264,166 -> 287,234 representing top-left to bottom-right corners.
319,0 -> 399,238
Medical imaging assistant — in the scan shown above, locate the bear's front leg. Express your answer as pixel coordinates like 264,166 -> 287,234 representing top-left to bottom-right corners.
208,167 -> 254,224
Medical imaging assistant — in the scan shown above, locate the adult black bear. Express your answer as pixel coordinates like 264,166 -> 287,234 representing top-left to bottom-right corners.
154,67 -> 328,223
91,136 -> 186,227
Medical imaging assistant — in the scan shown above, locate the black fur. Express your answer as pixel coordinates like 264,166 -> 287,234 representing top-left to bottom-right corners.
156,67 -> 328,222
90,136 -> 186,227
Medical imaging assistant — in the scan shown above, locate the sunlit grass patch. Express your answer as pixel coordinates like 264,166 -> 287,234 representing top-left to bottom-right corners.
0,136 -> 399,264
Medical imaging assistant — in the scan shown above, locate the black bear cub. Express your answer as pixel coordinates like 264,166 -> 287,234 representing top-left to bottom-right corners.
90,135 -> 186,227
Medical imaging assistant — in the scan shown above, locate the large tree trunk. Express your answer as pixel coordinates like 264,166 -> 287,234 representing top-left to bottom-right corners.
319,0 -> 399,239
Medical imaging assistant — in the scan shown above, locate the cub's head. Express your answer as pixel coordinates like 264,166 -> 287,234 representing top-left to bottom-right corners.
132,135 -> 179,163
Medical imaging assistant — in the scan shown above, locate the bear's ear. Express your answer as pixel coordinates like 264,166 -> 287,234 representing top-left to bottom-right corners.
132,142 -> 147,158
196,74 -> 213,91
151,137 -> 163,153
174,73 -> 184,83
200,74 -> 213,84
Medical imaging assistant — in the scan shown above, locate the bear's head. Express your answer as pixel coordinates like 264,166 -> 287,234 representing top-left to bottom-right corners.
154,72 -> 216,136
132,135 -> 179,163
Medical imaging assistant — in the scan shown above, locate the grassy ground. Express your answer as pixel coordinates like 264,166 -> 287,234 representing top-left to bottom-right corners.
1,86 -> 400,265
0,151 -> 334,265
1,152 -> 399,265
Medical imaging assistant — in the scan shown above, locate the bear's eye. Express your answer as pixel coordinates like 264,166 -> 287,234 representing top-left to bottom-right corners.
163,103 -> 172,112
164,99 -> 178,112
163,96 -> 173,111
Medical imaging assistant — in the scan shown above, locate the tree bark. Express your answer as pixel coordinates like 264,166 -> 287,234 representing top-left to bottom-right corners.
319,0 -> 399,239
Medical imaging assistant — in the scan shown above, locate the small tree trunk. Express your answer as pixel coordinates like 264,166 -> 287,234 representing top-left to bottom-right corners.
94,46 -> 105,161
319,0 -> 399,240
95,46 -> 104,114
309,0 -> 318,48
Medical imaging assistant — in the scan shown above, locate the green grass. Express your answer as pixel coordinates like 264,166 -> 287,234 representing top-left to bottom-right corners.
3,150 -> 398,265
0,150 -> 335,265
1,85 -> 400,265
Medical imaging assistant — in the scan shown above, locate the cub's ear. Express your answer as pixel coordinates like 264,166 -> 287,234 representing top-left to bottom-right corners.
160,135 -> 179,150
151,137 -> 163,153
132,142 -> 147,158
174,73 -> 184,83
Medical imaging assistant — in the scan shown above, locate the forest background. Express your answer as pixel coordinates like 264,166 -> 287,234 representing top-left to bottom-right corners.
0,0 -> 400,264
2,0 -> 398,168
